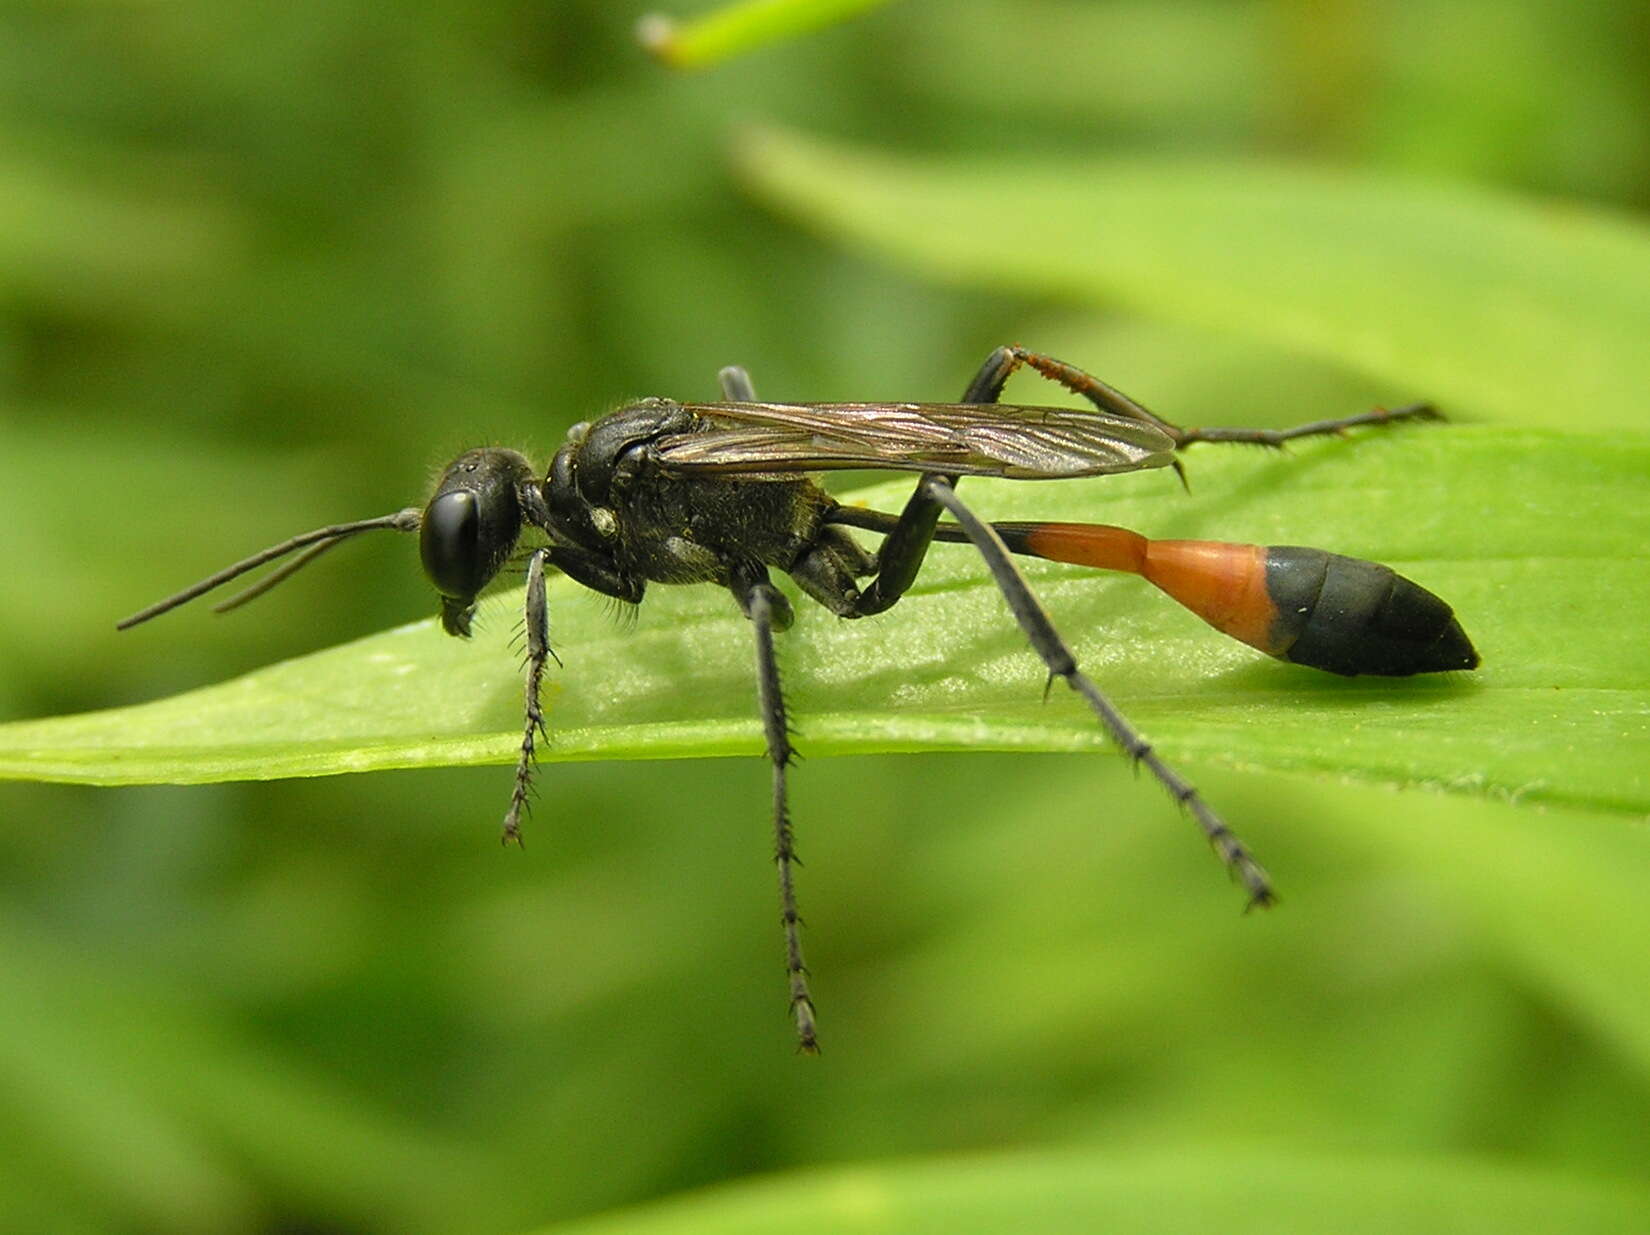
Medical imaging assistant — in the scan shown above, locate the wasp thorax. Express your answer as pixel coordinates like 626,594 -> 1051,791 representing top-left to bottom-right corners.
420,448 -> 534,634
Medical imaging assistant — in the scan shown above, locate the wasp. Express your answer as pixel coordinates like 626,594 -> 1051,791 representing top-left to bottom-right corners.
119,346 -> 1478,1051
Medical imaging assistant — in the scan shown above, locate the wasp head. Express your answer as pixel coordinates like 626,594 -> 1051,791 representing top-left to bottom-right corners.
420,448 -> 535,636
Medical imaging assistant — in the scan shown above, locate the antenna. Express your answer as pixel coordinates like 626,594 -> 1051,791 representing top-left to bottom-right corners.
115,508 -> 421,630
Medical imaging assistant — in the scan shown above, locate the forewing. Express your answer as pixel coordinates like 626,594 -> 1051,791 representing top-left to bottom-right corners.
650,402 -> 1175,479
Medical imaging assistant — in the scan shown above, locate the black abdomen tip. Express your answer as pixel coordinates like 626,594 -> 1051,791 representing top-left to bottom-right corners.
1266,548 -> 1480,677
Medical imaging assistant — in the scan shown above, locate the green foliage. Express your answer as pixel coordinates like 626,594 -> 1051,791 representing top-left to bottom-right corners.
6,427 -> 1647,827
640,0 -> 898,69
535,1148 -> 1650,1235
737,128 -> 1650,430
3,2 -> 1650,1234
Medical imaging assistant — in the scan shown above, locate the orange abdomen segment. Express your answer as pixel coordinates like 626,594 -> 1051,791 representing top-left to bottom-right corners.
1012,523 -> 1284,656
1017,522 -> 1148,573
1140,540 -> 1282,655
998,521 -> 1478,676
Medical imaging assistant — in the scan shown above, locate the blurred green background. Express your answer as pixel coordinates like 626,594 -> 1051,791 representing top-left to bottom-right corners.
3,1 -> 1649,1232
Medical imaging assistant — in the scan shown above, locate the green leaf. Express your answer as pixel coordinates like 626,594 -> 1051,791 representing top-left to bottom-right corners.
1298,782 -> 1650,1080
2,426 -> 1645,819
733,128 -> 1650,430
638,0 -> 897,70
530,1146 -> 1650,1235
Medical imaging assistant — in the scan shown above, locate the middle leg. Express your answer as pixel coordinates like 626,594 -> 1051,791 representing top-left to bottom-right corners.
730,561 -> 819,1053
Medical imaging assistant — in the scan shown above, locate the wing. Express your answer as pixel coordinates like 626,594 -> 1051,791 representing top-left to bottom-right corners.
648,402 -> 1175,480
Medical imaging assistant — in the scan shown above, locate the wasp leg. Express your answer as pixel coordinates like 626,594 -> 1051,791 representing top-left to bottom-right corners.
500,545 -> 644,846
922,476 -> 1276,909
789,526 -> 878,615
1166,403 -> 1441,448
719,364 -> 757,401
999,346 -> 1439,449
843,348 -> 1029,616
502,549 -> 555,847
718,359 -> 884,616
731,563 -> 819,1053
546,545 -> 646,605
847,478 -> 951,616
988,347 -> 1180,433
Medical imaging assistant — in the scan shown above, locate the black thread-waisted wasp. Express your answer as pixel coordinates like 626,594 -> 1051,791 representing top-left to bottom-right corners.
119,346 -> 1479,1052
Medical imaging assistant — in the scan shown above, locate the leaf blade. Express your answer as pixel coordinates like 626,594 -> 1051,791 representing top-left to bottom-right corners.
734,129 -> 1650,430
2,426 -> 1644,817
530,1146 -> 1650,1235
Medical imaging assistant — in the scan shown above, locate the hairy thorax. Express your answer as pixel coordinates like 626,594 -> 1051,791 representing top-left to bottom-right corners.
607,463 -> 834,586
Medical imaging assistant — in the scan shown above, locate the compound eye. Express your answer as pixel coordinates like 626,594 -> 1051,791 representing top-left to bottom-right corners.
420,490 -> 482,599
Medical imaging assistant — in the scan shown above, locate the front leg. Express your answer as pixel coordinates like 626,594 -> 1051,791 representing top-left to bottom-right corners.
501,545 -> 645,846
